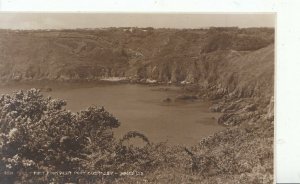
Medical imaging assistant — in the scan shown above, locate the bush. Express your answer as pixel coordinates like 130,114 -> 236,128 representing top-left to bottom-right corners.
0,89 -> 163,183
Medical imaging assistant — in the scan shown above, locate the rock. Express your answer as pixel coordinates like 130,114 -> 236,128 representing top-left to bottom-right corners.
146,79 -> 157,84
180,81 -> 192,85
163,97 -> 172,103
265,96 -> 274,122
175,95 -> 198,101
218,110 -> 261,126
40,87 -> 52,92
218,113 -> 243,126
218,113 -> 235,126
222,102 -> 238,113
45,87 -> 52,92
209,104 -> 224,112
243,104 -> 257,112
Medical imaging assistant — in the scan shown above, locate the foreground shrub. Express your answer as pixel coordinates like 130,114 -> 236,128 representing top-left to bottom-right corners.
0,89 -> 164,183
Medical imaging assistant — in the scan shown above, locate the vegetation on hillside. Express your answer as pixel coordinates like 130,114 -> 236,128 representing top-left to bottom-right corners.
0,89 -> 273,183
0,89 -> 172,183
0,27 -> 274,84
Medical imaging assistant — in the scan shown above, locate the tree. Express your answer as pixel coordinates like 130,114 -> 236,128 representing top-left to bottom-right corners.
0,89 -> 120,182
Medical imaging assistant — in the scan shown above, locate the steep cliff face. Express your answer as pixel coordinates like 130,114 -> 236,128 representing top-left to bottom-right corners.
138,44 -> 274,99
0,27 -> 274,98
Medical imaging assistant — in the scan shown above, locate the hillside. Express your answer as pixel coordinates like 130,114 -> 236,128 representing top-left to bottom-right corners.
0,27 -> 274,98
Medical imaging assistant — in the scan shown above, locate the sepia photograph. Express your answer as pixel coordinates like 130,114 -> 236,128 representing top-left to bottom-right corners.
0,13 -> 275,183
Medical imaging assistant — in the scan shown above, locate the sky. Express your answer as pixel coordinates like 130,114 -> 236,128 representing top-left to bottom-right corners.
0,13 -> 275,30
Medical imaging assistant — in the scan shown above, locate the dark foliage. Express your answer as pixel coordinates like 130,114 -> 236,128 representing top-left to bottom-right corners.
0,89 -> 167,183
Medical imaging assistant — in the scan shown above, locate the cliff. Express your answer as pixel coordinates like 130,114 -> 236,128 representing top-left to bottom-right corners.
0,27 -> 274,99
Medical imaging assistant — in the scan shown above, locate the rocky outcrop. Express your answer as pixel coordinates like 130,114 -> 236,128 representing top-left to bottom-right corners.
175,94 -> 198,101
209,96 -> 273,126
